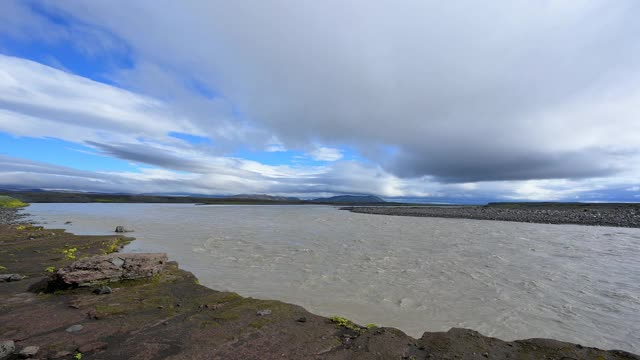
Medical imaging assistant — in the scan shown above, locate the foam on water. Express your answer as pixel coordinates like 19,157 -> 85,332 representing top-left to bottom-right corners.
26,203 -> 640,352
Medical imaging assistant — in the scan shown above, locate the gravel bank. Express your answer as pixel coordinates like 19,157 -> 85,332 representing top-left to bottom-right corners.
345,204 -> 640,228
0,207 -> 28,225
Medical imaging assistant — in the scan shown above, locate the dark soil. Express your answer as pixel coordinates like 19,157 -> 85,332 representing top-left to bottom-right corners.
1,207 -> 638,359
345,203 -> 640,228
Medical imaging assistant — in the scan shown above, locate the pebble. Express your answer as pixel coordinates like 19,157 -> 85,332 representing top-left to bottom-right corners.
93,286 -> 112,295
256,309 -> 272,316
65,324 -> 84,333
18,345 -> 39,358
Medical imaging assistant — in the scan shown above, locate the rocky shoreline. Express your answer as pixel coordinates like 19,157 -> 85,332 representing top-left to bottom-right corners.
344,203 -> 640,228
1,206 -> 639,359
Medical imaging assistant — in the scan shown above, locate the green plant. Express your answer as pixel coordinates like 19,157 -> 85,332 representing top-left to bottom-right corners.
73,352 -> 82,360
329,316 -> 363,333
103,239 -> 120,254
0,195 -> 28,208
0,265 -> 6,271
45,266 -> 56,273
365,323 -> 377,329
62,247 -> 78,260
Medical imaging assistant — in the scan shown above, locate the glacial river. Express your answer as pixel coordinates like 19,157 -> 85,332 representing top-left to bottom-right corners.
25,203 -> 640,352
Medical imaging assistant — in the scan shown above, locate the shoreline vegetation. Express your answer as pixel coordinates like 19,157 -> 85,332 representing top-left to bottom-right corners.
0,205 -> 639,359
0,195 -> 28,209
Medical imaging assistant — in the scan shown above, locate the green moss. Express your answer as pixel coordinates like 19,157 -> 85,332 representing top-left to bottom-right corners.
101,237 -> 131,254
249,317 -> 271,329
44,266 -> 56,273
95,304 -> 127,317
0,196 -> 28,208
330,316 -> 364,333
16,225 -> 43,231
62,247 -> 78,260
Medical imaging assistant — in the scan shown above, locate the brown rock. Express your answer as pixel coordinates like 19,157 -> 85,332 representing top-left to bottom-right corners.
53,253 -> 167,286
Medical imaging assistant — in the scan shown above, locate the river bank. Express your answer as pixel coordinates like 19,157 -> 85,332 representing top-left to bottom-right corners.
1,207 -> 639,359
344,203 -> 640,228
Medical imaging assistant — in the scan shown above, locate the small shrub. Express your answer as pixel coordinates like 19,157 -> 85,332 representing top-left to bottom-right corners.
73,352 -> 82,360
62,247 -> 78,260
45,266 -> 56,273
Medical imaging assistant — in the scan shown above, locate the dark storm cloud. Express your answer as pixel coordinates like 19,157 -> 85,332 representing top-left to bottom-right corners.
390,147 -> 620,183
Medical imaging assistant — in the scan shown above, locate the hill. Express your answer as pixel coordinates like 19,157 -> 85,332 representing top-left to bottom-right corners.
311,195 -> 385,203
228,194 -> 300,201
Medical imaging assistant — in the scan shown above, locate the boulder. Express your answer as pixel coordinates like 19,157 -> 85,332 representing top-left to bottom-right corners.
0,274 -> 22,282
114,226 -> 133,233
0,341 -> 15,360
53,253 -> 167,286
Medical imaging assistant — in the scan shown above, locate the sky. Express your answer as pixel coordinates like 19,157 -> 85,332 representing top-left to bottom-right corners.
0,1 -> 639,203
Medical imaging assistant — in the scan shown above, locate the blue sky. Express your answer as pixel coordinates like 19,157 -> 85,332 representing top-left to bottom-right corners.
0,1 -> 639,202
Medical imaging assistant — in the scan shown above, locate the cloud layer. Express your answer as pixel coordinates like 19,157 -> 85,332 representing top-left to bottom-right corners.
1,1 -> 640,201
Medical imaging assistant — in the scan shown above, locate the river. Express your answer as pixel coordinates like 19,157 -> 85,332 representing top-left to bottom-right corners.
25,203 -> 640,352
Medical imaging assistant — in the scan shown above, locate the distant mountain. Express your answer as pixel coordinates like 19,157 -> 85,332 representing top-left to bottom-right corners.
228,194 -> 301,201
311,195 -> 385,203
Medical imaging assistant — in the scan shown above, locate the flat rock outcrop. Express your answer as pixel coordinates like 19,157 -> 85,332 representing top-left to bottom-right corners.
53,253 -> 167,286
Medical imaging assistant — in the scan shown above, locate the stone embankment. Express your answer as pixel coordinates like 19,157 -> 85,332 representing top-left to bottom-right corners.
345,204 -> 640,228
1,206 -> 639,359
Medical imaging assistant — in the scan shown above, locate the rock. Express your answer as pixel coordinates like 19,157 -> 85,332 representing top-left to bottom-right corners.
296,317 -> 307,323
93,286 -> 112,295
65,324 -> 83,333
0,340 -> 15,360
114,226 -> 133,233
53,253 -> 167,286
64,221 -> 72,224
18,345 -> 39,358
0,274 -> 22,282
256,309 -> 272,316
109,257 -> 125,267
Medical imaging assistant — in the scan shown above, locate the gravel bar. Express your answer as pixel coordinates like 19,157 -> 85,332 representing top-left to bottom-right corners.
344,204 -> 640,228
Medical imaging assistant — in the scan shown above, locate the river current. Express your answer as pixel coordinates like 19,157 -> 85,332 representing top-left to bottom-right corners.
25,203 -> 640,352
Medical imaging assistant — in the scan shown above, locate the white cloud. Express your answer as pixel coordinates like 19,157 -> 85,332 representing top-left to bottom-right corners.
309,147 -> 343,162
0,54 -> 201,143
